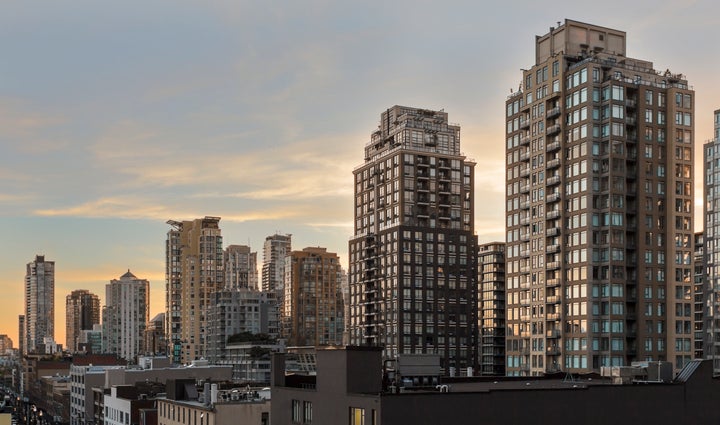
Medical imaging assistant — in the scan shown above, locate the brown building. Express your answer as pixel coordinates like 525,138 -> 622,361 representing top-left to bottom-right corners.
145,313 -> 166,356
166,217 -> 224,364
505,19 -> 695,375
283,247 -> 344,347
66,289 -> 100,353
349,106 -> 478,374
0,334 -> 13,353
271,346 -> 720,425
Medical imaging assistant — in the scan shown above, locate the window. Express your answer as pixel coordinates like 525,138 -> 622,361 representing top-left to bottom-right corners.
350,407 -> 365,425
293,400 -> 302,423
304,401 -> 313,423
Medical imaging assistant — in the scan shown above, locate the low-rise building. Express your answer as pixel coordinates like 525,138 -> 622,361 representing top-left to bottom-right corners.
157,379 -> 270,425
272,346 -> 720,425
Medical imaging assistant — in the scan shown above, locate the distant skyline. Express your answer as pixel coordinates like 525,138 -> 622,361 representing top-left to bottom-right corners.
2,0 -> 719,345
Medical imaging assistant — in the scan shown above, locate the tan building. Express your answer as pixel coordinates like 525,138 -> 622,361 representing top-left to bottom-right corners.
349,106 -> 477,374
505,19 -> 694,375
0,334 -> 13,353
157,381 -> 270,425
66,289 -> 100,353
166,217 -> 224,364
283,247 -> 344,347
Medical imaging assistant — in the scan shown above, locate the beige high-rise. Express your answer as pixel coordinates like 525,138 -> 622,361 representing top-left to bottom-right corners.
283,247 -> 344,346
505,20 -> 694,375
166,216 -> 223,363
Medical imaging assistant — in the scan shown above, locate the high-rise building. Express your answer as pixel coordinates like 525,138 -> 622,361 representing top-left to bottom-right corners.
0,335 -> 13,353
24,255 -> 55,354
505,20 -> 695,375
703,108 -> 720,373
102,270 -> 150,361
66,289 -> 100,353
225,245 -> 259,290
166,216 -> 224,363
18,315 -> 25,357
478,242 -> 506,376
283,247 -> 344,346
145,313 -> 166,356
693,232 -> 704,360
262,234 -> 291,294
348,106 -> 477,373
206,289 -> 279,363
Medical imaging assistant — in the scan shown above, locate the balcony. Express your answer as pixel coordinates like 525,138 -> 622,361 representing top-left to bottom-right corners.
520,216 -> 530,226
546,124 -> 561,136
520,184 -> 530,193
546,346 -> 561,356
520,249 -> 531,257
546,175 -> 560,186
546,192 -> 560,203
546,261 -> 561,270
546,106 -> 561,119
519,134 -> 530,146
626,116 -> 637,126
519,118 -> 530,129
546,141 -> 561,152
520,265 -> 531,274
519,151 -> 531,161
520,232 -> 530,241
546,278 -> 560,287
546,295 -> 561,304
546,312 -> 561,321
546,329 -> 561,338
546,209 -> 560,219
520,297 -> 530,306
520,166 -> 530,177
546,158 -> 560,169
546,227 -> 560,237
545,244 -> 560,254
520,200 -> 531,209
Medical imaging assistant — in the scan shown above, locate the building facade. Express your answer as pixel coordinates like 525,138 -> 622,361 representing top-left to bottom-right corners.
25,255 -> 55,354
693,232 -> 704,361
703,108 -> 720,373
505,20 -> 695,375
283,247 -> 344,346
166,217 -> 224,364
66,290 -> 101,353
478,242 -> 506,376
261,234 -> 291,295
102,271 -> 150,361
145,313 -> 166,356
206,289 -> 279,363
18,315 -> 25,357
348,106 -> 477,373
224,245 -> 259,290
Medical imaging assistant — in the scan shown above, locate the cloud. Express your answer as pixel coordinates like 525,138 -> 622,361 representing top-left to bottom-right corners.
30,195 -> 318,224
0,101 -> 66,141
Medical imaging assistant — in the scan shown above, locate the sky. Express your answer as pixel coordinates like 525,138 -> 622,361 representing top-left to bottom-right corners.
2,0 -> 719,347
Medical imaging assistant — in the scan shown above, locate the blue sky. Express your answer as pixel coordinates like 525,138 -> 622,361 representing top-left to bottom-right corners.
2,0 -> 718,345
